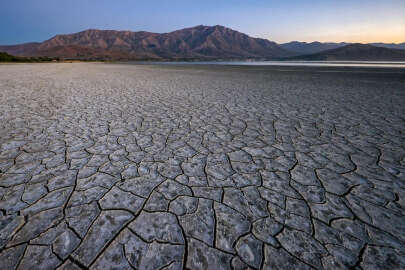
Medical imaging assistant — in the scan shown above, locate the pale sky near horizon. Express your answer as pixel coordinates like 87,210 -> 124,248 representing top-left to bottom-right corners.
1,0 -> 404,45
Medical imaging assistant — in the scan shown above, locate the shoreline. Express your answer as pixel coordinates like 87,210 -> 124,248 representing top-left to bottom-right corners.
2,59 -> 404,68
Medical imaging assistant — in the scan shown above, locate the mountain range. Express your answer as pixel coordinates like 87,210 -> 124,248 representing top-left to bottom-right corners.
287,44 -> 405,61
279,41 -> 405,55
1,25 -> 404,61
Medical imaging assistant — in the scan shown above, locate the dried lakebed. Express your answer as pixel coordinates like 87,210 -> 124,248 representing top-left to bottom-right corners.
0,63 -> 404,269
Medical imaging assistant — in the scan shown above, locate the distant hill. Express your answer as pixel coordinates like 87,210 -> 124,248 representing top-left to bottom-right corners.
280,41 -> 349,55
369,42 -> 405,50
0,42 -> 41,56
280,41 -> 405,56
0,25 -> 292,60
287,43 -> 405,61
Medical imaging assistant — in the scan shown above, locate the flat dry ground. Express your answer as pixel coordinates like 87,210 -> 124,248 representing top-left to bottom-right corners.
0,63 -> 404,269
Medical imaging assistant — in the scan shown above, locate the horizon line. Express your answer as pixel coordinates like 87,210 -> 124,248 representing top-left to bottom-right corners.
1,25 -> 404,46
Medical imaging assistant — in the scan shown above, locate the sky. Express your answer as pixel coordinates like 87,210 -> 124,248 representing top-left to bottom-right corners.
1,0 -> 404,45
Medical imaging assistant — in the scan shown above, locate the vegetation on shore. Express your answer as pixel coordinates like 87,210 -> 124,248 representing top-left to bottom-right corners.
0,51 -> 58,62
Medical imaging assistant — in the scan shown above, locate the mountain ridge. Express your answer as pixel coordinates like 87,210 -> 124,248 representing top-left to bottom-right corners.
280,41 -> 349,55
280,41 -> 405,55
1,25 -> 404,60
286,43 -> 405,61
0,25 -> 292,60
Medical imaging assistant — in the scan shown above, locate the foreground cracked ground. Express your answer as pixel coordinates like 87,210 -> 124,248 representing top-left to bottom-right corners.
0,63 -> 404,269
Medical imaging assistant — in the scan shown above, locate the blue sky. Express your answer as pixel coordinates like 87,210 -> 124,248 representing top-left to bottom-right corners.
1,0 -> 404,44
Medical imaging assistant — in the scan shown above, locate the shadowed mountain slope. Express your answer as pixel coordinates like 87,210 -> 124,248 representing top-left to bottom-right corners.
280,41 -> 349,55
280,41 -> 405,56
286,43 -> 405,61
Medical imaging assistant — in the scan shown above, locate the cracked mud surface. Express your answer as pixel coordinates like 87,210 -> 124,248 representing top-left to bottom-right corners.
0,63 -> 404,269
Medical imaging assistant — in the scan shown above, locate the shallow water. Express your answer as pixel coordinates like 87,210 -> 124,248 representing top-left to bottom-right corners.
139,60 -> 405,68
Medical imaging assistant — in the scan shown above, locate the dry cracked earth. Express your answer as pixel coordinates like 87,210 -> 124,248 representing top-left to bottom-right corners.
0,63 -> 404,270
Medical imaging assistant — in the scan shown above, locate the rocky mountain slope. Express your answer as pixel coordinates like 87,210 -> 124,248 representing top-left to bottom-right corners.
0,25 -> 292,60
2,26 -> 404,60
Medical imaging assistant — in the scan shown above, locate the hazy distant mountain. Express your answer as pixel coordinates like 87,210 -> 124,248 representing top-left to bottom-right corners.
369,42 -> 405,50
287,43 -> 405,61
0,42 -> 41,56
0,25 -> 292,60
281,41 -> 405,55
280,41 -> 349,55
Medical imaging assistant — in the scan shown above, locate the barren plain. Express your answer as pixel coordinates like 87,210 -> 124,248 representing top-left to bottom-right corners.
0,63 -> 404,269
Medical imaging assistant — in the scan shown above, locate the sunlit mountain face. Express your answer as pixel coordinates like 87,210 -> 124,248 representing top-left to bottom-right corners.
1,25 -> 404,61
